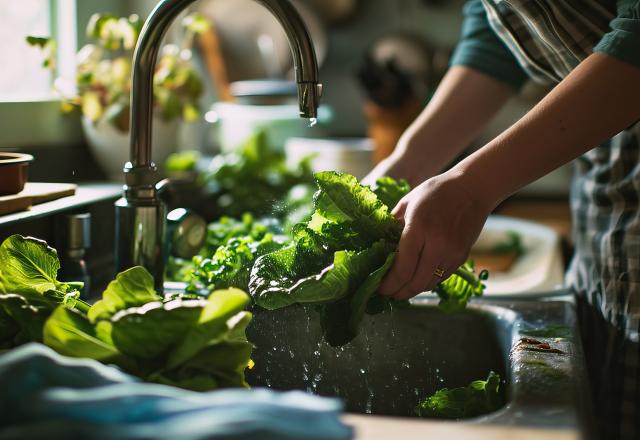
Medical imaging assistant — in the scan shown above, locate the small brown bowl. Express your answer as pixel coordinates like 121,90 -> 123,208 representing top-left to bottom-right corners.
0,153 -> 34,196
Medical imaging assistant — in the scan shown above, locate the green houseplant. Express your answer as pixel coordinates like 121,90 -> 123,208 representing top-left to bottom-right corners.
27,13 -> 209,179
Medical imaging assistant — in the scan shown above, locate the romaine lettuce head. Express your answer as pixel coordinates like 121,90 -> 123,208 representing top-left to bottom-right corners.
248,172 -> 408,345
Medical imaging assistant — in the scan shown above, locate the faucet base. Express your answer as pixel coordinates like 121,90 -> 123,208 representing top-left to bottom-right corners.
115,195 -> 167,293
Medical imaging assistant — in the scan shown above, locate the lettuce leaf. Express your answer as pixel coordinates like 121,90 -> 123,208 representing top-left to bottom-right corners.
434,261 -> 489,312
88,266 -> 161,322
372,176 -> 411,209
416,371 -> 503,419
0,235 -> 89,348
0,235 -> 65,295
251,239 -> 393,311
42,265 -> 253,392
249,173 -> 409,345
249,172 -> 488,346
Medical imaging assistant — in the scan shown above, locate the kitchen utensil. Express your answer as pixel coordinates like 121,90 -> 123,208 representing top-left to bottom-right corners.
284,137 -> 374,180
0,152 -> 33,195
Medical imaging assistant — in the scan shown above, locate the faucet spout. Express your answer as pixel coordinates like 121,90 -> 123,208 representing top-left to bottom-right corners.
115,0 -> 321,290
130,0 -> 321,169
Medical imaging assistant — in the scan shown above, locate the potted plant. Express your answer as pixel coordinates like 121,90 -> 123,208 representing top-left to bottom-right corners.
27,13 -> 209,180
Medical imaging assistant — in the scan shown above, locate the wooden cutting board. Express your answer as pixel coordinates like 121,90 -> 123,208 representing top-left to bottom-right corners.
0,183 -> 77,216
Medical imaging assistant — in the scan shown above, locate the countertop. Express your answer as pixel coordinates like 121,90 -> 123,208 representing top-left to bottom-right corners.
0,182 -> 122,227
344,414 -> 579,440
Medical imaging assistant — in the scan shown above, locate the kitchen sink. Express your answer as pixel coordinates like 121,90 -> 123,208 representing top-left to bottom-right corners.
245,296 -> 591,434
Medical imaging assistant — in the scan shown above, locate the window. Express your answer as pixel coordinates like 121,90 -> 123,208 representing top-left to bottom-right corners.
0,0 -> 82,149
0,0 -> 77,102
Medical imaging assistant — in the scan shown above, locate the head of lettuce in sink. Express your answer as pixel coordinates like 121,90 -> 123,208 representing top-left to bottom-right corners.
248,171 -> 488,346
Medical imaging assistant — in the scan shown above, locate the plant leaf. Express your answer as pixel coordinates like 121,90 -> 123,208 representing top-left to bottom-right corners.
0,235 -> 63,295
88,266 -> 160,322
43,307 -> 130,367
166,288 -> 251,369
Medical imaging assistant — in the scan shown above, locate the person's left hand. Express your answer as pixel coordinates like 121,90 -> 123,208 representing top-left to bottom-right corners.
378,170 -> 495,300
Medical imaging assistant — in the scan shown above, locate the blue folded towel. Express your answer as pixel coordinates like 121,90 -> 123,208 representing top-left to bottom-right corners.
0,344 -> 353,440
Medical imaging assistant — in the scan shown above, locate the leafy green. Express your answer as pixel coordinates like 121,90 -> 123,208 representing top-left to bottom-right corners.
165,150 -> 201,172
251,239 -> 393,310
0,235 -> 89,348
491,230 -> 524,256
372,176 -> 411,209
166,213 -> 287,292
250,172 -> 411,345
416,371 -> 503,419
41,264 -> 253,392
200,131 -> 314,219
0,294 -> 50,348
313,172 -> 402,242
434,261 -> 489,312
0,235 -> 72,295
250,172 -> 489,346
43,306 -> 131,366
88,266 -> 161,322
188,234 -> 285,293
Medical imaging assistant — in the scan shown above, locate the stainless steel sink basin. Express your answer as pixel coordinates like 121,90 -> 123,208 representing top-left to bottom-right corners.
245,296 -> 591,434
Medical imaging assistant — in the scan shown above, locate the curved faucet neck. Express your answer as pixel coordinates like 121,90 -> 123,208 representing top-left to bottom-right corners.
128,0 -> 321,174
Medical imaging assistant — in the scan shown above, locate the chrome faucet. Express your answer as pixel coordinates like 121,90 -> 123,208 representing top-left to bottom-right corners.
115,0 -> 322,291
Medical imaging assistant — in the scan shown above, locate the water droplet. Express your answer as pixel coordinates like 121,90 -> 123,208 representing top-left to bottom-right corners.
360,368 -> 366,374
308,117 -> 317,127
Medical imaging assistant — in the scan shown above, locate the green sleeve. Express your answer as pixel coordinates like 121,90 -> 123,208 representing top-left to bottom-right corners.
449,0 -> 529,89
593,1 -> 640,68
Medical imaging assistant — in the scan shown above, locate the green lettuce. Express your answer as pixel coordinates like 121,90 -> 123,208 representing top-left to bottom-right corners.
416,371 -> 503,419
43,266 -> 253,391
435,261 -> 489,312
250,172 -> 410,345
0,235 -> 89,348
250,172 -> 488,346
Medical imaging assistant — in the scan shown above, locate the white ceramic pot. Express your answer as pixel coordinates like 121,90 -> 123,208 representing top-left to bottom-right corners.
207,102 -> 332,153
82,116 -> 179,181
284,137 -> 374,180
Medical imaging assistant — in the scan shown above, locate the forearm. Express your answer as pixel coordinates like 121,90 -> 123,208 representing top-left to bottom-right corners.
388,66 -> 514,185
454,53 -> 640,209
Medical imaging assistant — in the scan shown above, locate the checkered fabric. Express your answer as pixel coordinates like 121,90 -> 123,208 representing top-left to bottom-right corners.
477,1 -> 640,439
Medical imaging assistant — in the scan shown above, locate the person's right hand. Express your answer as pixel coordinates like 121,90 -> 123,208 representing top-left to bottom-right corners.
378,169 -> 494,300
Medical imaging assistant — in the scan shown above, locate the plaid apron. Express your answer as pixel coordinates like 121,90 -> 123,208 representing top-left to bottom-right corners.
480,1 -> 640,439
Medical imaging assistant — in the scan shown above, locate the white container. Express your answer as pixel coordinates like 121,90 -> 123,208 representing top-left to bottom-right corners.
207,102 -> 331,152
285,137 -> 374,180
82,116 -> 178,181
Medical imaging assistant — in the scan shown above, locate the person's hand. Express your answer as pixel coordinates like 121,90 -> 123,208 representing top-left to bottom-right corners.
378,170 -> 495,300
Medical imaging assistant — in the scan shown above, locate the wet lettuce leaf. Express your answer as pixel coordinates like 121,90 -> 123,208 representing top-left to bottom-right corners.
434,261 -> 489,312
188,233 -> 286,293
251,239 -> 394,311
250,172 -> 489,346
416,371 -> 503,419
372,176 -> 411,209
250,172 -> 410,345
